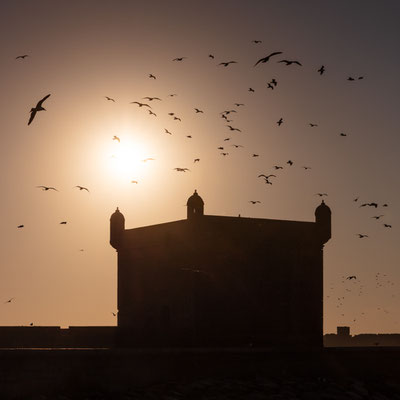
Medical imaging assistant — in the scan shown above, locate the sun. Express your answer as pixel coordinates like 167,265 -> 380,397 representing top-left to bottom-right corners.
105,135 -> 153,183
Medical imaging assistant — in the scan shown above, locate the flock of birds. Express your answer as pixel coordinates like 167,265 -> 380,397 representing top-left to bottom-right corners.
8,40 -> 395,328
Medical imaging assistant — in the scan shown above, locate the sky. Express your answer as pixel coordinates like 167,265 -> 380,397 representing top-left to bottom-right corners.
0,0 -> 399,334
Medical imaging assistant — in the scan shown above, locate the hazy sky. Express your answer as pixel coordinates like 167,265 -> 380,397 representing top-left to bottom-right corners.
0,0 -> 399,333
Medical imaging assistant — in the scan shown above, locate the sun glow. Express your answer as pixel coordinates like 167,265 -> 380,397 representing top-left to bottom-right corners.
104,135 -> 153,183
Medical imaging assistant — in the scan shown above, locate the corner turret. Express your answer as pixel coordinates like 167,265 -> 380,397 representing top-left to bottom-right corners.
187,190 -> 204,219
110,207 -> 125,249
315,200 -> 331,244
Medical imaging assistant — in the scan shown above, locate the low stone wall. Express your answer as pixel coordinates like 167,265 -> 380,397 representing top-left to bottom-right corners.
0,347 -> 399,398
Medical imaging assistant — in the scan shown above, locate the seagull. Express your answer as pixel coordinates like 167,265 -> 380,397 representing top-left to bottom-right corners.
168,112 -> 175,116
371,215 -> 384,220
131,180 -> 138,184
267,83 -> 274,90
383,224 -> 392,228
248,88 -> 255,92
105,96 -> 115,102
17,225 -> 24,228
174,167 -> 190,172
357,234 -> 369,238
340,133 -> 347,137
382,204 -> 388,207
148,110 -> 157,116
271,78 -> 277,86
254,51 -> 283,66
353,197 -> 359,202
186,135 -> 192,138
359,202 -> 378,208
36,186 -> 58,191
231,144 -> 244,148
347,77 -> 355,81
164,129 -> 172,135
287,160 -> 293,166
252,40 -> 262,44
74,186 -> 89,192
4,298 -> 14,303
252,154 -> 259,157
317,65 -> 325,75
346,276 -> 357,280
194,108 -> 204,113
249,200 -> 261,204
273,165 -> 283,170
112,312 -> 117,317
16,55 -> 29,59
60,221 -> 67,225
315,193 -> 328,197
130,101 -> 151,108
112,136 -> 120,142
309,123 -> 318,127
277,118 -> 283,126
220,152 -> 229,156
148,74 -> 156,79
217,147 -> 224,150
194,159 -> 200,163
234,103 -> 245,107
278,59 -> 302,66
173,116 -> 181,121
172,57 -> 187,61
168,93 -> 177,97
226,125 -> 241,132
28,94 -> 51,125
218,61 -> 237,67
302,166 -> 311,170
208,54 -> 214,59
143,96 -> 161,101
258,174 -> 276,179
224,138 -> 231,141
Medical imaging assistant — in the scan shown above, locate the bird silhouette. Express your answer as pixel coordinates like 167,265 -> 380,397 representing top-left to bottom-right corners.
278,59 -> 302,66
148,110 -> 157,116
302,166 -> 311,170
234,103 -> 245,107
208,54 -> 214,59
164,129 -> 172,135
112,136 -> 120,142
267,83 -> 274,90
254,51 -> 282,66
36,186 -> 58,191
347,77 -> 355,81
16,55 -> 29,59
249,200 -> 261,204
273,165 -> 283,170
174,167 -> 190,172
340,133 -> 347,137
194,108 -> 204,113
194,159 -> 200,163
172,57 -> 187,61
371,215 -> 384,219
271,78 -> 277,86
130,101 -> 151,108
353,197 -> 359,202
168,93 -> 177,97
220,152 -> 229,156
346,276 -> 357,280
252,40 -> 262,44
224,138 -> 231,141
173,116 -> 181,121
17,225 -> 24,228
218,61 -> 237,67
142,96 -> 161,101
252,154 -> 259,157
60,221 -> 67,225
148,74 -> 156,79
383,224 -> 392,228
309,123 -> 318,127
226,125 -> 241,132
287,160 -> 293,166
131,180 -> 138,184
317,65 -> 325,75
74,186 -> 89,192
357,234 -> 369,238
231,144 -> 244,148
4,298 -> 14,304
315,193 -> 328,197
105,96 -> 115,102
28,94 -> 51,125
248,88 -> 255,92
112,312 -> 117,317
217,147 -> 224,150
258,174 -> 276,179
359,203 -> 378,208
277,118 -> 283,126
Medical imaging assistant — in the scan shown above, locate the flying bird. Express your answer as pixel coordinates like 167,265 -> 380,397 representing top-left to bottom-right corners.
218,61 -> 237,67
277,118 -> 283,126
302,166 -> 311,170
252,154 -> 259,157
267,83 -> 274,90
208,54 -> 215,59
254,51 -> 283,66
131,180 -> 138,184
148,110 -> 157,116
287,160 -> 293,166
340,133 -> 347,137
346,276 -> 357,280
164,129 -> 172,135
226,125 -> 241,132
148,74 -> 156,79
186,135 -> 192,138
60,221 -> 67,225
220,152 -> 229,156
174,168 -> 190,172
74,186 -> 89,192
315,193 -> 328,197
278,59 -> 302,66
273,165 -> 283,170
17,225 -> 24,228
371,215 -> 384,220
357,234 -> 369,238
28,94 -> 51,125
130,101 -> 151,108
383,224 -> 392,228
258,174 -> 276,179
309,123 -> 318,127
234,103 -> 245,107
36,186 -> 58,191
172,57 -> 187,61
271,78 -> 277,86
143,96 -> 161,101
217,147 -> 224,150
248,88 -> 255,92
173,116 -> 181,121
194,108 -> 204,113
16,55 -> 29,59
194,159 -> 200,163
317,65 -> 325,75
168,93 -> 177,97
252,40 -> 262,44
4,298 -> 14,304
105,96 -> 115,102
112,136 -> 120,142
249,201 -> 261,204
231,144 -> 243,148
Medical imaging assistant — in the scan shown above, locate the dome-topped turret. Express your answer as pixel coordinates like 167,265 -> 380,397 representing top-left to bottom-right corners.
110,207 -> 125,249
187,190 -> 204,219
315,200 -> 331,244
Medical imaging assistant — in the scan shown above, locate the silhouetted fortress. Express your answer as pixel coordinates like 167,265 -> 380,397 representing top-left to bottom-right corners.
110,191 -> 331,347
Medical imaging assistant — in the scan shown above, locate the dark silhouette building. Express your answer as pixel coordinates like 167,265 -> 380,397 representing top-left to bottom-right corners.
110,191 -> 332,347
